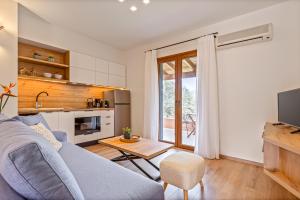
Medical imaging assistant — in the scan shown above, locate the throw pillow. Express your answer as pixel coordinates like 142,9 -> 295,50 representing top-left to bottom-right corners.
30,122 -> 62,151
0,119 -> 84,200
13,114 -> 52,130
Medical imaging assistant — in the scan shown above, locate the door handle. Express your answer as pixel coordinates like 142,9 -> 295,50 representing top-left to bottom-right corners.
105,123 -> 111,125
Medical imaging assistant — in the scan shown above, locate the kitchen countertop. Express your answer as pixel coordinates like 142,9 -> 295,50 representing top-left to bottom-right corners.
18,107 -> 114,115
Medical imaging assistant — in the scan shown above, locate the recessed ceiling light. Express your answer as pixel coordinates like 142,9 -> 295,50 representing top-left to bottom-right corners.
118,0 -> 125,2
143,0 -> 150,5
130,5 -> 137,12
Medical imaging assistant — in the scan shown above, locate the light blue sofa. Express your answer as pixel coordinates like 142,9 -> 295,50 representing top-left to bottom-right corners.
0,114 -> 164,200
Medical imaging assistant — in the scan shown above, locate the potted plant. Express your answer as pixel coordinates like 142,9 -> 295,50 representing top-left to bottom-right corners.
0,83 -> 17,114
122,127 -> 132,139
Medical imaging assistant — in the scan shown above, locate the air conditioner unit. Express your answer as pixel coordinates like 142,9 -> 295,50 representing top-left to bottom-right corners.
216,23 -> 273,49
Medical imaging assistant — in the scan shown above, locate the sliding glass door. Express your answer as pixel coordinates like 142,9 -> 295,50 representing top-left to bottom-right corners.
158,50 -> 197,150
158,59 -> 176,143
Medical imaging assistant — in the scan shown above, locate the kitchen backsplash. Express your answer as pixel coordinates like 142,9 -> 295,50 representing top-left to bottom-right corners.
18,78 -> 113,109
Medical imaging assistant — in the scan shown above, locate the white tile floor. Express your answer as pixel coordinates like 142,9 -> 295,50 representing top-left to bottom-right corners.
162,128 -> 195,147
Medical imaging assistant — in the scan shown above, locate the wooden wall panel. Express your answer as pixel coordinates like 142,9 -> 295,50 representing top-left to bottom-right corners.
18,79 -> 112,109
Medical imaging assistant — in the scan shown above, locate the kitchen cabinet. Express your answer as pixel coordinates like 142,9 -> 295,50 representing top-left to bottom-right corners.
58,112 -> 75,144
69,51 -> 126,87
109,74 -> 126,88
109,63 -> 126,77
41,112 -> 60,131
95,72 -> 109,86
95,58 -> 109,73
70,67 -> 95,85
108,62 -> 126,88
70,51 -> 95,70
40,110 -> 114,144
75,133 -> 99,144
100,110 -> 114,139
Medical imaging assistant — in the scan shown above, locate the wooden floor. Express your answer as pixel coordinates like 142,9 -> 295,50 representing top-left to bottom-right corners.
85,144 -> 297,200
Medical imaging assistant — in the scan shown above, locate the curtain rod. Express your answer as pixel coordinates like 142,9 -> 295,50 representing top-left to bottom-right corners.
144,32 -> 218,53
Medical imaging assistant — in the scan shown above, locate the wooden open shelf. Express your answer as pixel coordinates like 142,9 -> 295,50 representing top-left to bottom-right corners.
18,56 -> 69,68
264,170 -> 300,198
18,39 -> 70,82
18,75 -> 69,83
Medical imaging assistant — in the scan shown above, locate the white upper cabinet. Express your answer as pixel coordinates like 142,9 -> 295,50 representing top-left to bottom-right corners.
109,75 -> 126,88
95,72 -> 109,86
70,51 -> 95,70
70,67 -> 95,85
95,58 -> 109,73
70,51 -> 126,87
109,62 -> 126,77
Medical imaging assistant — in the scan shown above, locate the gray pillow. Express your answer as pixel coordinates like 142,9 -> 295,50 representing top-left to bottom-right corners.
0,120 -> 84,200
13,113 -> 51,130
0,175 -> 24,200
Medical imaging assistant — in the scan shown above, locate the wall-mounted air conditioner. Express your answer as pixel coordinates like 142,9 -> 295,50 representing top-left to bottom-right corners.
216,23 -> 273,49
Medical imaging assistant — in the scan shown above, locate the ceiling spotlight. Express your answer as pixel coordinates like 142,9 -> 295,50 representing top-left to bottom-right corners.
118,0 -> 125,2
143,0 -> 150,5
130,5 -> 138,12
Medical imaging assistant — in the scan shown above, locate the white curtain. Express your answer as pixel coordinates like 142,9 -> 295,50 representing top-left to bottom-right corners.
194,35 -> 220,159
143,50 -> 159,140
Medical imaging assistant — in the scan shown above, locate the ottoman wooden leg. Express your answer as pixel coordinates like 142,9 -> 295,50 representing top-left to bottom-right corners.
163,182 -> 168,191
200,180 -> 204,187
183,190 -> 188,200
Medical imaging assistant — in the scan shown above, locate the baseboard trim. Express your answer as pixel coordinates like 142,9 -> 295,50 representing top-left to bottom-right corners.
220,154 -> 263,167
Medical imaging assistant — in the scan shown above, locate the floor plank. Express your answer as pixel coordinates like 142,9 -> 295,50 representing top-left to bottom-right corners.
85,144 -> 297,200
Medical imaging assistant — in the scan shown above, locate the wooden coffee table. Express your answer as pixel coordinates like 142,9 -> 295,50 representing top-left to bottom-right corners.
99,136 -> 173,181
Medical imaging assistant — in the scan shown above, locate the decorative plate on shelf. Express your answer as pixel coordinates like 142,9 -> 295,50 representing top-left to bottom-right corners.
119,135 -> 141,143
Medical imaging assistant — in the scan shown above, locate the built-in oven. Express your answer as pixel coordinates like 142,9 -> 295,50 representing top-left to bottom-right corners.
75,116 -> 100,136
74,111 -> 101,144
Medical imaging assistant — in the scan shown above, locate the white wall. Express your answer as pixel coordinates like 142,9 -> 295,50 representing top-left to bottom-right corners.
126,0 -> 300,163
0,0 -> 18,117
18,5 -> 126,65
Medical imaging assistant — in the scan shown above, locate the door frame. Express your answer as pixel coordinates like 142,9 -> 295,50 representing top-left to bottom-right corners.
157,50 -> 197,151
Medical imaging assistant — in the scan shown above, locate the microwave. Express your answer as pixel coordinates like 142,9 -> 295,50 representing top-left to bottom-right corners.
75,116 -> 100,136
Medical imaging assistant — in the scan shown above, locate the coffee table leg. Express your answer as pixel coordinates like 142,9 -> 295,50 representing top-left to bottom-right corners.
118,150 -> 155,180
144,159 -> 160,171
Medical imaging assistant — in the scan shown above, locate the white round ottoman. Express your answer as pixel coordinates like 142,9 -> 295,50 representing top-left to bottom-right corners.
160,152 -> 205,200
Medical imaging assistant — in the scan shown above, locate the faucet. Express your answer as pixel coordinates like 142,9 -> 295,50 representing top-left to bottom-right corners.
36,91 -> 49,109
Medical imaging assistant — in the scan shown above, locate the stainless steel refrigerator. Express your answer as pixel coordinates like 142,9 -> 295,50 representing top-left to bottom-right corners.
104,90 -> 131,136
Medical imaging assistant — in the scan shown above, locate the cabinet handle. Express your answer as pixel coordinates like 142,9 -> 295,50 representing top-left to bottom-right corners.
106,116 -> 111,118
105,123 -> 111,125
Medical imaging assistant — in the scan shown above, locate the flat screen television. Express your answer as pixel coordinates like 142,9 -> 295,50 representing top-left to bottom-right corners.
278,88 -> 300,128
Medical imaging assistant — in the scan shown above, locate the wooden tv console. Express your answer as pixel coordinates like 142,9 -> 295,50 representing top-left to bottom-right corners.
263,123 -> 300,198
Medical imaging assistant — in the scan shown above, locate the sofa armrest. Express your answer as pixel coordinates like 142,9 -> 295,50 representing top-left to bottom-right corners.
52,131 -> 68,143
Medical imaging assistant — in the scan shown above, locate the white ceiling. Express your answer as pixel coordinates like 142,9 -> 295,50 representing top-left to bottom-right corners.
17,0 -> 285,50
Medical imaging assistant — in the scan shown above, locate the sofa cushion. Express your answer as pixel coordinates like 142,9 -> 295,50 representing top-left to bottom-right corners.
0,119 -> 84,200
59,143 -> 164,200
0,114 -> 9,121
0,175 -> 25,200
53,131 -> 68,143
14,113 -> 51,130
30,122 -> 62,151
